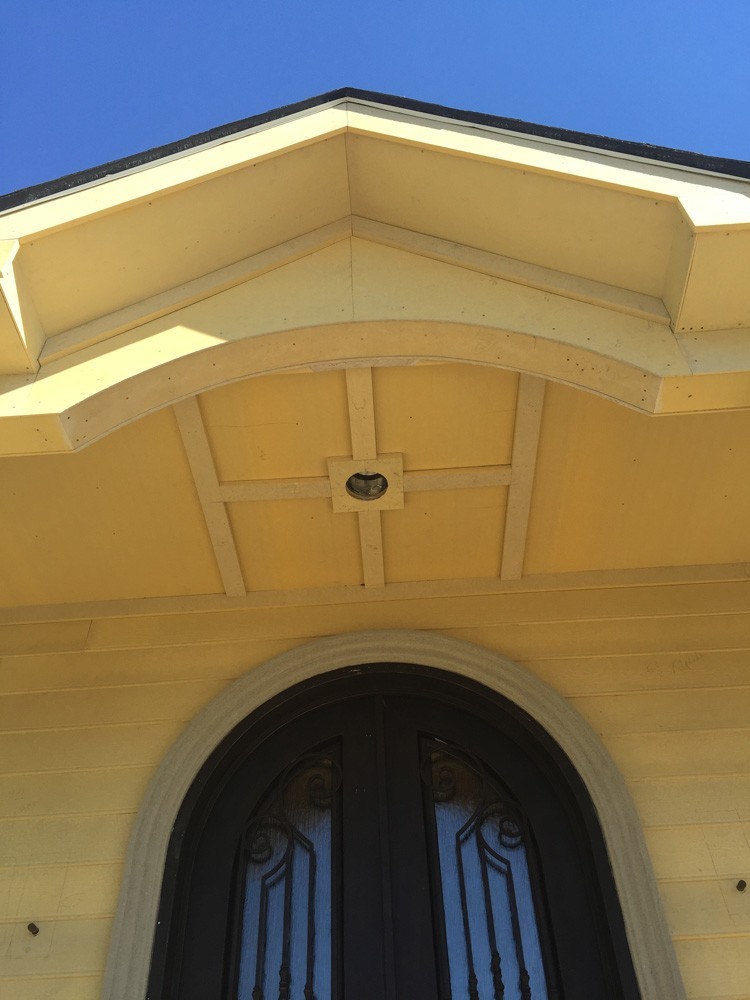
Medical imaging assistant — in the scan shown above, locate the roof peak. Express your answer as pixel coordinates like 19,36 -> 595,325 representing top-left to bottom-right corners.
3,87 -> 750,213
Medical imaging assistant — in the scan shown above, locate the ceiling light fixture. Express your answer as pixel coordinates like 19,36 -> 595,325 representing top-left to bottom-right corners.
345,471 -> 389,501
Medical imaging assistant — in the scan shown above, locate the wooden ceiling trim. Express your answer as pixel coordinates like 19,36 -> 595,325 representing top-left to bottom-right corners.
358,509 -> 386,588
218,466 -> 512,503
500,375 -> 547,581
351,216 -> 670,325
219,466 -> 512,503
221,477 -> 331,502
344,366 -> 386,587
345,366 -> 378,459
1,563 -> 746,627
39,219 -> 352,367
173,398 -> 246,597
403,466 -> 512,492
0,238 -> 46,375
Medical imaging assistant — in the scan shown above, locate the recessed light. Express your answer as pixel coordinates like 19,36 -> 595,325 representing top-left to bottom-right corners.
345,471 -> 389,501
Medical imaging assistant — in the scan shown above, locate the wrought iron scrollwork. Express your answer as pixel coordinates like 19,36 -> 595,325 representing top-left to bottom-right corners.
241,751 -> 341,1000
421,739 -> 539,1000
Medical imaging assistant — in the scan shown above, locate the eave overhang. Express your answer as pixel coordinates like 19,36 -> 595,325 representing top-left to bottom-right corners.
1,90 -> 749,455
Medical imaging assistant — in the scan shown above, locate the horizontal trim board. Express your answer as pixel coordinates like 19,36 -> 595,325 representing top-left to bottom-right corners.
218,464 -> 512,502
0,562 -> 747,626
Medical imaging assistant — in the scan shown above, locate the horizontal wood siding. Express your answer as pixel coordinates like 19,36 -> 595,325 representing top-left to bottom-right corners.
0,582 -> 748,998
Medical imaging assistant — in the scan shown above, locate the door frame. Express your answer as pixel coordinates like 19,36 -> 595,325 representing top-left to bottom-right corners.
102,630 -> 687,1000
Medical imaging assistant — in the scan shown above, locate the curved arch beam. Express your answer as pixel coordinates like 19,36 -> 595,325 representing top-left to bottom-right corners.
102,630 -> 686,1000
1,320 -> 670,456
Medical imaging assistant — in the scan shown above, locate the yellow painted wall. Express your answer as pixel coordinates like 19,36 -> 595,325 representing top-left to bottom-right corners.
1,585 -> 749,999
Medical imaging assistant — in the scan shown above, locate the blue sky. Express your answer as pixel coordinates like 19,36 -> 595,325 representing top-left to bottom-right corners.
3,0 -> 750,195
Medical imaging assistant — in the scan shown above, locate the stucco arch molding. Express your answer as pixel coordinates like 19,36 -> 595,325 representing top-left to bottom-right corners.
103,630 -> 686,1000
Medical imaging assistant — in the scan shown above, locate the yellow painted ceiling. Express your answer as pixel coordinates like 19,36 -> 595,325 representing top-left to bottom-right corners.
525,382 -> 750,573
1,364 -> 748,610
346,134 -> 681,298
201,370 -> 351,482
0,408 -> 222,606
1,100 -> 748,613
20,136 -> 350,335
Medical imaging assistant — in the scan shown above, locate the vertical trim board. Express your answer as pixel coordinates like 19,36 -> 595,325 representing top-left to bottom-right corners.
344,366 -> 386,587
501,375 -> 546,580
173,398 -> 246,597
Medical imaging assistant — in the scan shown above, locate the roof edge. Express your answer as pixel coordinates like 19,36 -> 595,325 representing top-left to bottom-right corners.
2,87 -> 750,213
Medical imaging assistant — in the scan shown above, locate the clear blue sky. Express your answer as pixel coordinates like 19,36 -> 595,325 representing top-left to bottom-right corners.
3,0 -> 750,196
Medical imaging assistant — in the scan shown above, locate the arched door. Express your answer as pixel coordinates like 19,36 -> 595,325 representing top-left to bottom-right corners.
147,666 -> 640,999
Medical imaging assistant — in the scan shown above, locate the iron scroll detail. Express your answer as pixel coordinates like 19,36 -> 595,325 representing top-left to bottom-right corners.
239,751 -> 341,1000
420,738 -> 547,1000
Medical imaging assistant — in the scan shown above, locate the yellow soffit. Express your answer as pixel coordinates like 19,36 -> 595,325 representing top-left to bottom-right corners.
1,93 -> 749,454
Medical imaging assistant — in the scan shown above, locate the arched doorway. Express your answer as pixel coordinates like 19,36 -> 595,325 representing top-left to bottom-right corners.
103,632 -> 685,1000
147,665 -> 639,999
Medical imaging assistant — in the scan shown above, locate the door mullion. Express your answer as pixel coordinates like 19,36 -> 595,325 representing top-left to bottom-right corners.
341,696 -> 393,1000
374,697 -> 399,1000
382,696 -> 442,1000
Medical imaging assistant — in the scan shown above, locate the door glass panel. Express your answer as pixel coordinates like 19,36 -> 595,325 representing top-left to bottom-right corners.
421,738 -> 551,1000
237,749 -> 340,1000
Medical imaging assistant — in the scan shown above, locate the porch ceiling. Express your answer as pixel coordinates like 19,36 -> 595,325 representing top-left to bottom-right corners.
0,362 -> 748,611
0,94 -> 748,615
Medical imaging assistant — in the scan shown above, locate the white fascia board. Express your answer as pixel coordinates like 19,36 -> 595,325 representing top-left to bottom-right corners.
0,104 -> 350,239
4,95 -> 750,239
343,100 -> 750,228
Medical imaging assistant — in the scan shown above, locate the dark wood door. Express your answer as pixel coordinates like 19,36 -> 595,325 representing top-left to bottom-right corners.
148,667 -> 640,999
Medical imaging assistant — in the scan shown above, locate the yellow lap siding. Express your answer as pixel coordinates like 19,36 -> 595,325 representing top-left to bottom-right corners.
0,595 -> 747,998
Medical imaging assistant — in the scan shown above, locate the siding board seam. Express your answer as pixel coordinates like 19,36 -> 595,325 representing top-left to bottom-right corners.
3,680 -> 750,699
0,719 -> 197,734
657,875 -> 750,884
0,763 -> 166,777
671,932 -> 750,942
0,974 -> 102,982
3,634 -> 750,659
0,912 -> 116,925
642,819 -> 750,829
625,772 -> 750,780
0,809 -> 137,821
